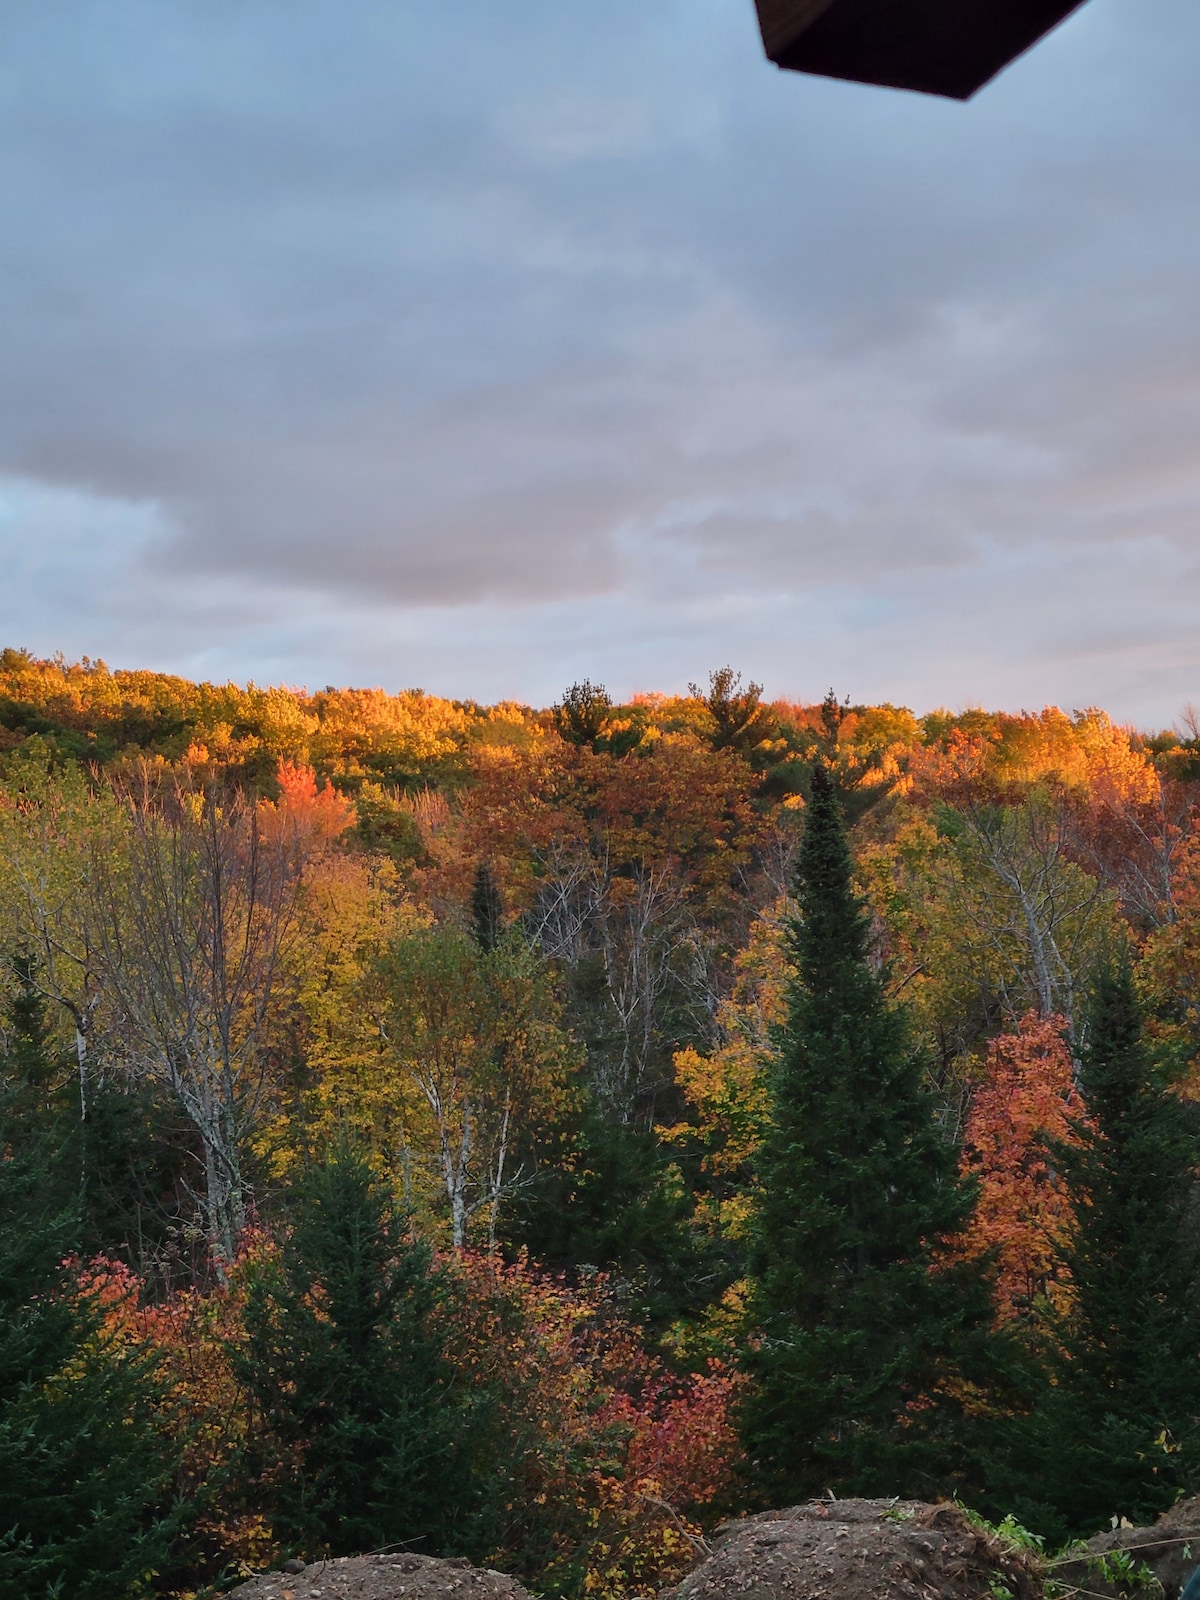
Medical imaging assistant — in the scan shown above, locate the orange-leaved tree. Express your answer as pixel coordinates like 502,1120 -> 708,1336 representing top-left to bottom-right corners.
958,1013 -> 1087,1324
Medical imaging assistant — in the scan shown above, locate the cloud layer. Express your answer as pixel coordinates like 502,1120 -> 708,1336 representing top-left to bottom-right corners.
2,0 -> 1199,720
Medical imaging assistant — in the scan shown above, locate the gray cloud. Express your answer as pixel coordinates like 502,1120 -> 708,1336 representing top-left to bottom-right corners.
2,0 -> 1200,721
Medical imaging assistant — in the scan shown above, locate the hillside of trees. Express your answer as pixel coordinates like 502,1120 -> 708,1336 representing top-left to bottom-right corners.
3,647 -> 1200,1598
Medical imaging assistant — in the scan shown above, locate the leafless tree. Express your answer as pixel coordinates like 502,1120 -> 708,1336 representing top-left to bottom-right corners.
85,777 -> 310,1267
941,790 -> 1114,1032
527,836 -> 710,1121
1062,772 -> 1199,932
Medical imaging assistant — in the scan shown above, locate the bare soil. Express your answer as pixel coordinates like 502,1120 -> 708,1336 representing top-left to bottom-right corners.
666,1499 -> 1044,1600
227,1495 -> 1200,1600
1053,1496 -> 1200,1600
227,1551 -> 536,1600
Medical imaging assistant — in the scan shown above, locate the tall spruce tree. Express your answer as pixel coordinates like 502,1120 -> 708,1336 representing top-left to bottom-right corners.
1032,959 -> 1200,1534
741,763 -> 1001,1500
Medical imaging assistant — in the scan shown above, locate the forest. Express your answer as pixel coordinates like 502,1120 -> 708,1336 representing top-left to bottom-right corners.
2,646 -> 1200,1600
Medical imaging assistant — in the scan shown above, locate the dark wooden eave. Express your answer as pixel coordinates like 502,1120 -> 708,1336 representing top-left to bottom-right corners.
753,0 -> 1091,100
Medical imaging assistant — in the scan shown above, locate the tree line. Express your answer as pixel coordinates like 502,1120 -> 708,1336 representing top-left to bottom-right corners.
3,652 -> 1200,1597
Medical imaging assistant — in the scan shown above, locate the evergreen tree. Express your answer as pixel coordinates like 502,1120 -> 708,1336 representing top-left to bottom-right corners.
506,1078 -> 715,1331
471,862 -> 505,954
75,1078 -> 200,1274
238,1138 -> 486,1559
1,951 -> 61,1115
689,666 -> 775,758
1032,959 -> 1200,1534
741,763 -> 1002,1500
2,950 -> 197,1274
552,680 -> 612,748
0,1069 -> 175,1598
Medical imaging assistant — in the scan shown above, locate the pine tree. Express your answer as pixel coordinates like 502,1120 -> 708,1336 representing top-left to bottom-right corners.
552,680 -> 612,747
741,763 -> 1001,1500
238,1138 -> 486,1559
1034,959 -> 1200,1533
689,666 -> 774,757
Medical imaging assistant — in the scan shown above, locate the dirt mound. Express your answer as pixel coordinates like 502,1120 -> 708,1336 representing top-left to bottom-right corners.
669,1499 -> 1043,1600
227,1551 -> 536,1600
1053,1497 -> 1200,1600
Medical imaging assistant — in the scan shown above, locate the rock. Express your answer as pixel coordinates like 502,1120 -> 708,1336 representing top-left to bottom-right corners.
227,1550 -> 537,1600
283,1560 -> 307,1575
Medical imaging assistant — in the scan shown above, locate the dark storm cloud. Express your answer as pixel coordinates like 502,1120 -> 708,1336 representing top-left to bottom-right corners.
3,0 -> 1200,717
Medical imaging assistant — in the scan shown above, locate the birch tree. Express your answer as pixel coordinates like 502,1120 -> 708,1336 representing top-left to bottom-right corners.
375,924 -> 575,1250
936,787 -> 1117,1029
84,776 -> 313,1266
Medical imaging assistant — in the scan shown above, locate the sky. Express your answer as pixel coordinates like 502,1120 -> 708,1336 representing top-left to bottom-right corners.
2,0 -> 1199,724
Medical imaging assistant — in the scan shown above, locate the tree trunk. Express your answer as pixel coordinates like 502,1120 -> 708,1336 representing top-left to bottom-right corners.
487,1090 -> 513,1254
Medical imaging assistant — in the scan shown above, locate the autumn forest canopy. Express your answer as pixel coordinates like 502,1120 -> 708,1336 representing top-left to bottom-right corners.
4,647 -> 1200,1599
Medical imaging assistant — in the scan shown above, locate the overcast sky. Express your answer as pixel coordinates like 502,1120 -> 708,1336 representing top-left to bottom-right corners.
2,0 -> 1198,722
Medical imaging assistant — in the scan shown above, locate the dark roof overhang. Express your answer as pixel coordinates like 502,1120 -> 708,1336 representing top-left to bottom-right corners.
753,0 -> 1091,100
